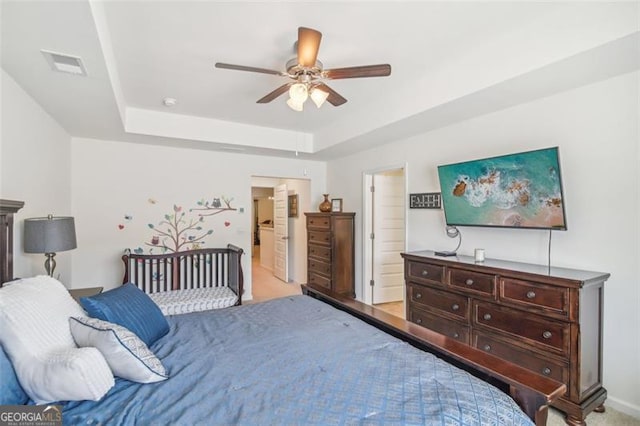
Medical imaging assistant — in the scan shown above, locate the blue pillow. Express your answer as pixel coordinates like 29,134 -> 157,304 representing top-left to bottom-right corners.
0,344 -> 29,405
80,283 -> 169,346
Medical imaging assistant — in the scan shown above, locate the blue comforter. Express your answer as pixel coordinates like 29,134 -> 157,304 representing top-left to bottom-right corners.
62,295 -> 534,425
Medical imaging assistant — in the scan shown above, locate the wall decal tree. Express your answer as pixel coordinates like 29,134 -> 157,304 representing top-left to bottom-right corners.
147,204 -> 213,253
190,196 -> 237,217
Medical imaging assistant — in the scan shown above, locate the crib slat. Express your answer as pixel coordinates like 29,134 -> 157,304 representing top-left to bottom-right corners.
121,247 -> 244,304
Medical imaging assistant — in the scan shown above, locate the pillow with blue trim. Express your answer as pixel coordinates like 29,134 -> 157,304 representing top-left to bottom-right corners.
80,283 -> 169,346
0,276 -> 114,404
0,344 -> 28,405
70,317 -> 168,383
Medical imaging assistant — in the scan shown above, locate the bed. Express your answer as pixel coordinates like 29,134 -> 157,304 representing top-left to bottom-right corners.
60,290 -> 558,425
0,205 -> 565,425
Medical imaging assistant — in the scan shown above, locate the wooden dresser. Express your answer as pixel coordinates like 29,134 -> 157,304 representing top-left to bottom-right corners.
1,199 -> 25,286
402,250 -> 609,425
305,212 -> 355,298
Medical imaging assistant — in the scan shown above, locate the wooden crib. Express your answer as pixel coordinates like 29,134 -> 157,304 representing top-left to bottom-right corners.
122,245 -> 244,314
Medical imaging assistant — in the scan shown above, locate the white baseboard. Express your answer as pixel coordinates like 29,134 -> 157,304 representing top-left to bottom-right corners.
605,395 -> 640,420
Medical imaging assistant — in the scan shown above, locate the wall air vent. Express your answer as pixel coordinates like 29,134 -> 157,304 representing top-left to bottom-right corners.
41,50 -> 87,76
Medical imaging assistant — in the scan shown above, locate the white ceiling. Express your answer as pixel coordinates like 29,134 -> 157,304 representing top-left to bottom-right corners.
2,1 -> 639,159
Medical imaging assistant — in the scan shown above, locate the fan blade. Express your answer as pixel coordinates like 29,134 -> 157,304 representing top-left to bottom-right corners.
257,83 -> 293,103
297,27 -> 322,67
315,83 -> 347,106
324,64 -> 391,79
215,62 -> 284,76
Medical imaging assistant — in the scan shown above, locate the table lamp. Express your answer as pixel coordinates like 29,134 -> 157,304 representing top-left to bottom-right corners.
24,215 -> 77,277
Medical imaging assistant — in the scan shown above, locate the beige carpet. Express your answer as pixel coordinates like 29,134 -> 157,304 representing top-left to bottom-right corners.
548,406 -> 639,425
250,249 -> 301,303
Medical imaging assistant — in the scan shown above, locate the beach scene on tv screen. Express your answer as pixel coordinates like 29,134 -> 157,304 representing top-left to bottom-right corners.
438,148 -> 566,229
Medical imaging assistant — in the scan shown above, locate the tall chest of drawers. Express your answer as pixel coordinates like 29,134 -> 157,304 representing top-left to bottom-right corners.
402,250 -> 609,425
305,212 -> 355,298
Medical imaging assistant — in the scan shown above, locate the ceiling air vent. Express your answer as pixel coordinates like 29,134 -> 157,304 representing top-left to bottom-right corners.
41,50 -> 87,76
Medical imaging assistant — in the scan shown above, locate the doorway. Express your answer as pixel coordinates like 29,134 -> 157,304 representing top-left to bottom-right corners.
250,176 -> 310,302
363,166 -> 407,316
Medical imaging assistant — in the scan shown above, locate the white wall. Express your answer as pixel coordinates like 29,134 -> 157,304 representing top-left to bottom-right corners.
326,71 -> 640,417
0,69 -> 73,283
70,138 -> 326,299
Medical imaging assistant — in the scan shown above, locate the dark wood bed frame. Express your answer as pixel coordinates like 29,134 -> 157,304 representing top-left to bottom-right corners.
0,208 -> 562,424
303,283 -> 566,426
122,245 -> 244,305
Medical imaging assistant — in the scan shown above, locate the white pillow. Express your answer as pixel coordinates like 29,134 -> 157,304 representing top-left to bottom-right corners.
0,276 -> 114,403
70,317 -> 168,383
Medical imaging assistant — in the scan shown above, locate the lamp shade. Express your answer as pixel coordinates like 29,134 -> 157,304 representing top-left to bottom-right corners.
24,216 -> 77,254
310,87 -> 329,108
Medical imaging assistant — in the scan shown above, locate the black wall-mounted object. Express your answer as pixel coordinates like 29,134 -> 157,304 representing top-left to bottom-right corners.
409,192 -> 441,209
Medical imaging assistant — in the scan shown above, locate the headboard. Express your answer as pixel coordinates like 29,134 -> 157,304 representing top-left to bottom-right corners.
0,199 -> 25,286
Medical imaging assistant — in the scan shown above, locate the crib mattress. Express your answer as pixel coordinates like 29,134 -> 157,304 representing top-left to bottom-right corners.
148,286 -> 238,315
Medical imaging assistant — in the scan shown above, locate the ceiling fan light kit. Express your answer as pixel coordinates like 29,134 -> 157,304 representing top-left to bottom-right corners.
215,27 -> 391,112
309,87 -> 329,108
286,97 -> 304,112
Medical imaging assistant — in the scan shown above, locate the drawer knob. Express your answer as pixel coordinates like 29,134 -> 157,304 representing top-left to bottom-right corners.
483,313 -> 492,321
465,279 -> 474,286
451,304 -> 460,311
453,332 -> 460,339
542,331 -> 552,339
421,270 -> 429,276
416,318 -> 422,324
542,367 -> 552,376
483,344 -> 491,352
415,293 -> 422,299
526,291 -> 536,299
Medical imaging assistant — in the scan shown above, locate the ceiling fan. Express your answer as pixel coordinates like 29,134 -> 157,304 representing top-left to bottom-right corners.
215,27 -> 391,111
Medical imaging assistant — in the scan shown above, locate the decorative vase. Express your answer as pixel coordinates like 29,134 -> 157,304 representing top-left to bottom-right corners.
319,194 -> 332,212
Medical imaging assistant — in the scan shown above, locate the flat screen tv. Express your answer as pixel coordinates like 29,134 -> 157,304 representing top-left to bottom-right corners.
437,147 -> 567,230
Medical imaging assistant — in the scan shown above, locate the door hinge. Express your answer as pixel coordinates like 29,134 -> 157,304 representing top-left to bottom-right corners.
370,185 -> 375,193
370,279 -> 375,287
370,233 -> 375,240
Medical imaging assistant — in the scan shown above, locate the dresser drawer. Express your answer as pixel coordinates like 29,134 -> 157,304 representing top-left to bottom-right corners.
474,302 -> 570,356
409,308 -> 470,343
306,216 -> 330,229
308,259 -> 331,277
406,261 -> 445,286
308,231 -> 331,246
472,331 -> 569,384
308,272 -> 331,289
409,284 -> 469,321
308,245 -> 331,262
449,269 -> 496,297
500,278 -> 570,318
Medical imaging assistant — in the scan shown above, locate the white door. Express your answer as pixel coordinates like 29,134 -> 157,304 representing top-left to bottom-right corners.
372,171 -> 405,303
273,183 -> 289,283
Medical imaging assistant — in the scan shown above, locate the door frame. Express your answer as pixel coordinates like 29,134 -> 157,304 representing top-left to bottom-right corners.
361,163 -> 409,306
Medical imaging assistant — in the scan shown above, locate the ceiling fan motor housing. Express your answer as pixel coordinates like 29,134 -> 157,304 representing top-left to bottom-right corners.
286,58 -> 323,78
